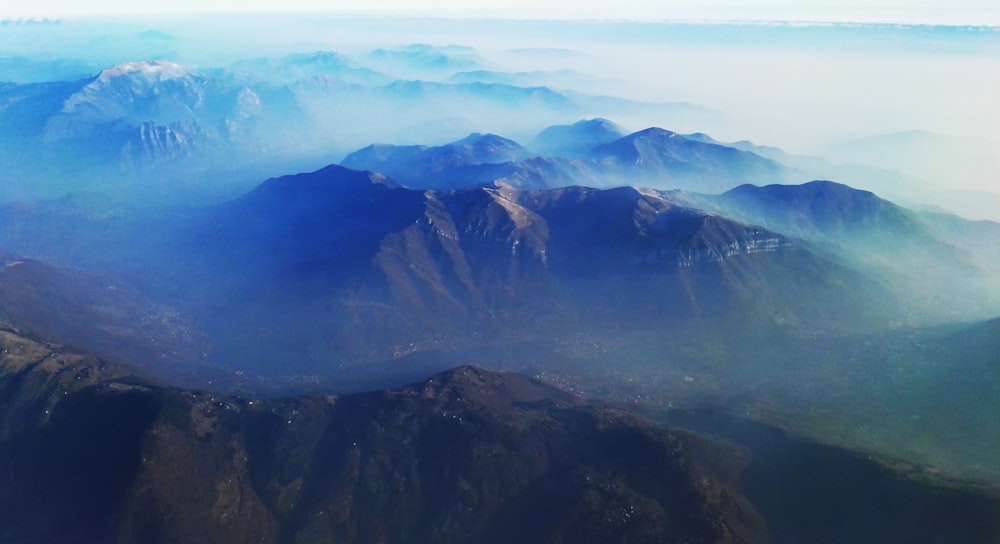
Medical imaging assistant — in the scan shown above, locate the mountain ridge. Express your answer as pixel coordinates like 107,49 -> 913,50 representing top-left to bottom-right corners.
2,324 -> 998,543
0,327 -> 770,544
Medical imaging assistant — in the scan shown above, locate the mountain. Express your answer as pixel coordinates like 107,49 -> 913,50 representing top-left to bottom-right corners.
0,164 -> 897,381
530,118 -> 627,159
0,64 -> 715,202
0,251 -> 216,387
366,43 -> 481,77
158,166 -> 899,379
3,169 -> 997,486
7,163 -> 996,387
718,180 -> 924,241
587,128 -> 793,192
342,125 -> 797,193
2,326 -> 998,543
918,211 -> 1000,271
228,51 -> 390,86
0,331 -> 768,543
39,61 -> 266,161
340,133 -> 533,189
715,180 -> 1000,321
0,60 -> 311,199
415,156 -> 604,191
446,69 -> 590,88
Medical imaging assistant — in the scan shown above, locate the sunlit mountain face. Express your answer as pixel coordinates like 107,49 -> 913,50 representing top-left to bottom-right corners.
1,13 -> 999,544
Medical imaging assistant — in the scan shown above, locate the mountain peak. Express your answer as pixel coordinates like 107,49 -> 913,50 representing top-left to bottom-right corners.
530,117 -> 627,159
627,127 -> 680,140
719,179 -> 921,240
728,179 -> 878,201
96,60 -> 189,84
341,133 -> 531,189
449,132 -> 523,149
573,117 -> 625,131
265,163 -> 392,188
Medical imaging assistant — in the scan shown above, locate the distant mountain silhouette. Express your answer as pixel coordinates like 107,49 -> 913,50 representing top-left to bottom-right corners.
229,51 -> 390,86
587,127 -> 791,192
716,180 -> 998,321
446,68 -> 591,89
340,133 -> 533,188
367,43 -> 482,75
0,65 -> 712,202
343,125 -> 793,193
719,180 -> 920,238
530,118 -> 627,158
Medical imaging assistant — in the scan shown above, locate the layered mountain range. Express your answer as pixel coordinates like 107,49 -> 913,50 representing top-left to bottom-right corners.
0,108 -> 997,544
3,19 -> 999,543
0,49 -> 707,202
2,119 -> 997,484
341,126 -> 793,193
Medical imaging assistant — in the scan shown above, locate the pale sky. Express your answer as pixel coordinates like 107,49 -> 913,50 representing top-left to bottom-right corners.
4,0 -> 1000,25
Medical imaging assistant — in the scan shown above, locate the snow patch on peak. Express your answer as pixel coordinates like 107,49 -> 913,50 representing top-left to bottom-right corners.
97,61 -> 189,84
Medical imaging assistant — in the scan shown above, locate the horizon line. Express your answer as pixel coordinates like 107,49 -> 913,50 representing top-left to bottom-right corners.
3,11 -> 1000,29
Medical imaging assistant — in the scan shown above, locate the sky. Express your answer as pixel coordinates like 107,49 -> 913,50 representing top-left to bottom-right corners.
5,0 -> 1000,25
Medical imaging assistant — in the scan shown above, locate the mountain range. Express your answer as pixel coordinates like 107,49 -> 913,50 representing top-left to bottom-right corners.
0,164 -> 915,380
0,54 -> 708,202
341,125 -> 794,193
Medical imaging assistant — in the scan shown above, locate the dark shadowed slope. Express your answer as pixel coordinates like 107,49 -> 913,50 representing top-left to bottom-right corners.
0,328 -> 769,544
3,326 -> 999,544
0,253 -> 215,387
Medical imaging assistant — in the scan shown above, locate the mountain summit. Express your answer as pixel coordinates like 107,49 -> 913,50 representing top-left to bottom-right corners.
588,127 -> 790,192
530,117 -> 627,158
